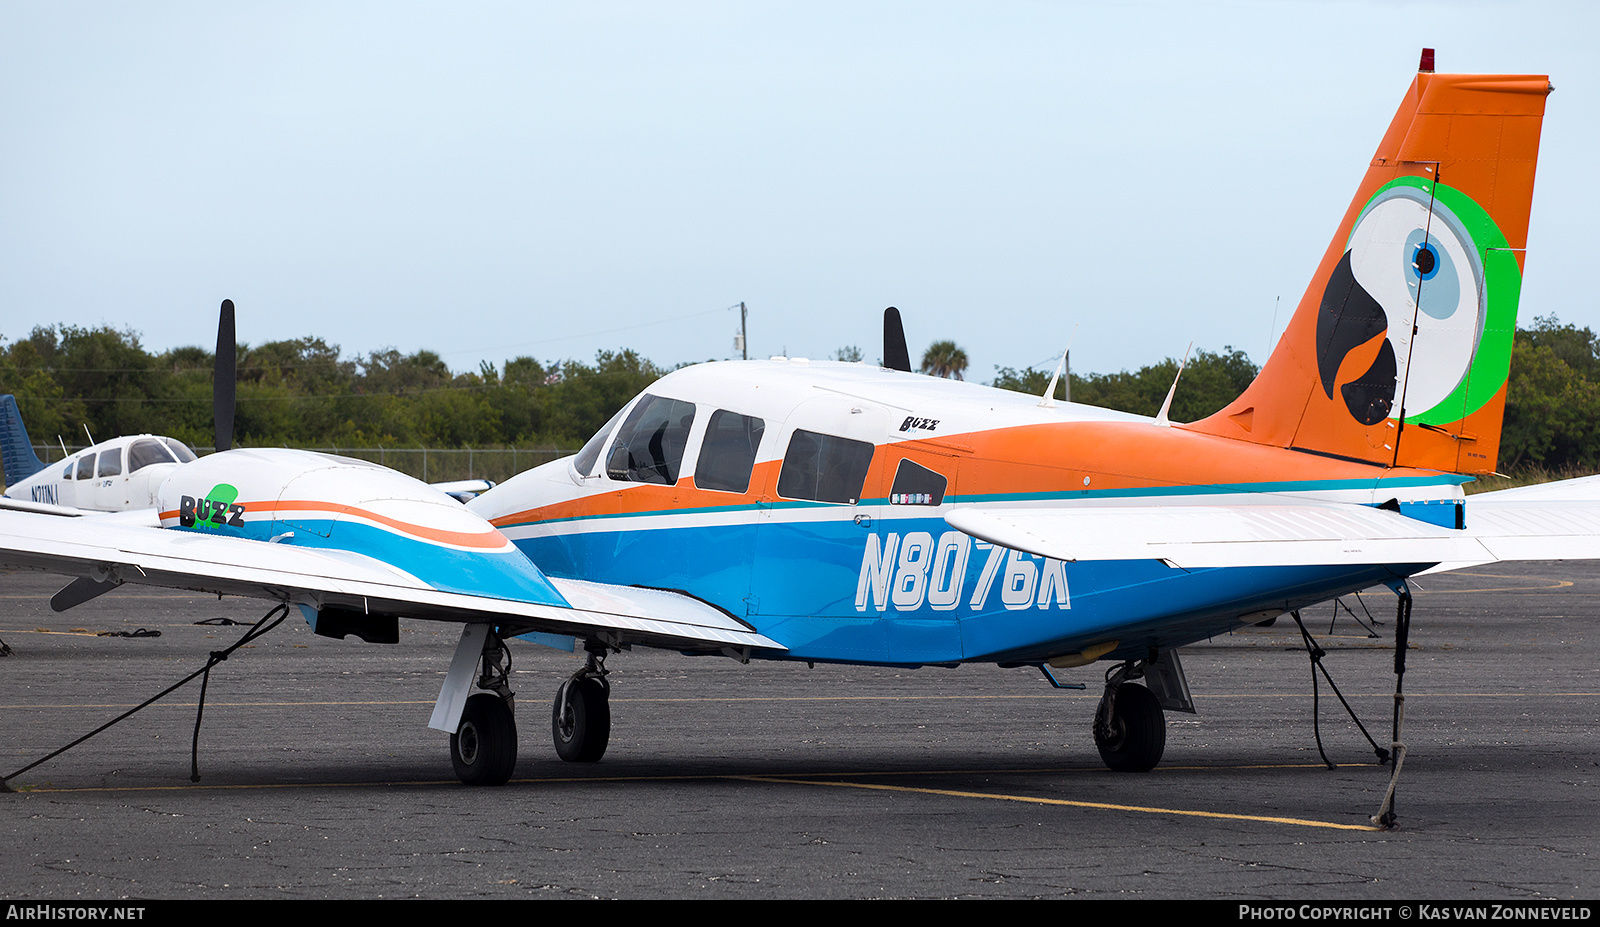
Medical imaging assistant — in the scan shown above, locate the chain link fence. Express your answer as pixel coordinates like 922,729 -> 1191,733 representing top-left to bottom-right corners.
31,445 -> 579,484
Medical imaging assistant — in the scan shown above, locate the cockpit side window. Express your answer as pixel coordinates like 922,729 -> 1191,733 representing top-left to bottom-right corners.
605,394 -> 696,486
695,410 -> 765,493
127,439 -> 176,473
777,429 -> 874,504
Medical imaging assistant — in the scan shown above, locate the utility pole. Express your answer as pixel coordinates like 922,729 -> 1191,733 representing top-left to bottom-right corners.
730,301 -> 750,360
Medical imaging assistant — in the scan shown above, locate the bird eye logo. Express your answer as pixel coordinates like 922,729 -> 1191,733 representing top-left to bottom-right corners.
1315,177 -> 1514,429
179,483 -> 246,529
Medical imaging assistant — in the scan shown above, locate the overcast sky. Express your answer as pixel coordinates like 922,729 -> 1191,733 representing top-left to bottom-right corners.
3,1 -> 1594,383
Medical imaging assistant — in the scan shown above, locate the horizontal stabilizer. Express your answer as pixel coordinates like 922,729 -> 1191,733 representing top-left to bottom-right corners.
1455,475 -> 1600,562
945,501 -> 1490,569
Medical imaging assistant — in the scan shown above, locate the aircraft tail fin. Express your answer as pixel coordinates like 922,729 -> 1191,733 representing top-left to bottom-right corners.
0,395 -> 48,486
1189,53 -> 1552,474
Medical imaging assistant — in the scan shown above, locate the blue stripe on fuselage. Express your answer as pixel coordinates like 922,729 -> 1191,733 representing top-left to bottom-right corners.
508,511 -> 1418,666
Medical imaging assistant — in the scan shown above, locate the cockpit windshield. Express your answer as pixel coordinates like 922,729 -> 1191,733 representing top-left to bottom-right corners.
605,394 -> 696,486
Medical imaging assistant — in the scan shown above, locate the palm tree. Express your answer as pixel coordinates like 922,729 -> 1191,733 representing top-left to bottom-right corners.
920,341 -> 969,380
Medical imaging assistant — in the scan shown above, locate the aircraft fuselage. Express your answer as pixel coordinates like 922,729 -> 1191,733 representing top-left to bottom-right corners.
469,360 -> 1461,667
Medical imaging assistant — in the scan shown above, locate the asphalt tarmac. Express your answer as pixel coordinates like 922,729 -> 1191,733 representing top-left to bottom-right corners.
1,562 -> 1595,900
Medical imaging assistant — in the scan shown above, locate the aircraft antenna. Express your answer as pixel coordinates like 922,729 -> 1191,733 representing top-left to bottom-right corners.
58,436 -> 68,459
82,423 -> 95,446
1038,324 -> 1078,408
1266,295 -> 1280,361
1152,342 -> 1193,427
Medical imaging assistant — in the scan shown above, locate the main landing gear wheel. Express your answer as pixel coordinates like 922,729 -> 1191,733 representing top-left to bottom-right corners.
1094,681 -> 1165,773
452,693 -> 517,786
552,676 -> 610,762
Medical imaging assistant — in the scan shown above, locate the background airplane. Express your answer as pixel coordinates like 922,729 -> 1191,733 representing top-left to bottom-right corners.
0,299 -> 244,513
0,301 -> 494,512
1,398 -> 200,513
1,54 -> 1593,815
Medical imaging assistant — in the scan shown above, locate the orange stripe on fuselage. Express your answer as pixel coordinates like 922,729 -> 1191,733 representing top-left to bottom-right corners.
160,499 -> 510,550
488,419 -> 1448,528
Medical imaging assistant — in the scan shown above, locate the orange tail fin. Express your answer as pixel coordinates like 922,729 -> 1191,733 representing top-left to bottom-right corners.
1189,52 -> 1551,474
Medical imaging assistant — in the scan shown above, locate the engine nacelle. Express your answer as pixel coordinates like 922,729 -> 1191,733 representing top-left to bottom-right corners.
156,448 -> 567,605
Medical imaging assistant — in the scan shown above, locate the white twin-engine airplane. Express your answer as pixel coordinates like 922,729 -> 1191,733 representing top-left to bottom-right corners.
3,54 -> 1596,802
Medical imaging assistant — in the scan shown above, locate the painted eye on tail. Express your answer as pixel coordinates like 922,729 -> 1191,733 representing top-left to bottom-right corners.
1335,182 -> 1486,422
1404,231 -> 1463,323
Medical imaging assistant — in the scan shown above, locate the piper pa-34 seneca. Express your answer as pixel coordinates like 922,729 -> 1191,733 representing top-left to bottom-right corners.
2,53 -> 1594,803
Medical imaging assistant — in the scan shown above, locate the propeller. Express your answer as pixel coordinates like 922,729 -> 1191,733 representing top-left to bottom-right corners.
214,299 -> 236,453
883,306 -> 911,372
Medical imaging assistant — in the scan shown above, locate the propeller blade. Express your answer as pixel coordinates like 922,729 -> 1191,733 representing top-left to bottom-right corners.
883,306 -> 911,372
214,299 -> 236,453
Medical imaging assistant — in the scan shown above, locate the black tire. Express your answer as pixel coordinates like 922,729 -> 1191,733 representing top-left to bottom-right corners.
552,677 -> 611,763
451,693 -> 517,786
1095,682 -> 1165,772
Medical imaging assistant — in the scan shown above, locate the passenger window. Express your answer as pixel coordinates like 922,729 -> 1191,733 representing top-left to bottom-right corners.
777,429 -> 874,504
127,439 -> 176,473
889,459 -> 947,506
695,410 -> 765,493
76,455 -> 96,480
605,394 -> 696,485
97,449 -> 123,478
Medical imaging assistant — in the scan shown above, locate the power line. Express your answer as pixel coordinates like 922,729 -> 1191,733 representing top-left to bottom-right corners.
441,303 -> 741,359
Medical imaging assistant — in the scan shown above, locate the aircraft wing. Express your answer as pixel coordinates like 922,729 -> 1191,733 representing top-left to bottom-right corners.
943,500 -> 1493,569
0,508 -> 781,653
0,496 -> 88,517
1444,475 -> 1600,563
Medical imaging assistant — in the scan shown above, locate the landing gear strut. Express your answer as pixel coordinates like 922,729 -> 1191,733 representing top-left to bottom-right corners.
449,628 -> 517,786
553,641 -> 611,763
1093,661 -> 1166,772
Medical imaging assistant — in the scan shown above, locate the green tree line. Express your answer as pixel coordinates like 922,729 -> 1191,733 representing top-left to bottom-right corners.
4,318 -> 1598,477
993,317 -> 1600,476
0,325 -> 666,452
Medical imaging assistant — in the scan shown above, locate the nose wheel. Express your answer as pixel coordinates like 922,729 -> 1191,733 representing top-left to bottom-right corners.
552,644 -> 611,763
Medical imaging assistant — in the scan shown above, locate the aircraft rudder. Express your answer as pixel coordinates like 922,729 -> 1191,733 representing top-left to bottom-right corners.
0,395 -> 49,486
1191,55 -> 1551,475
